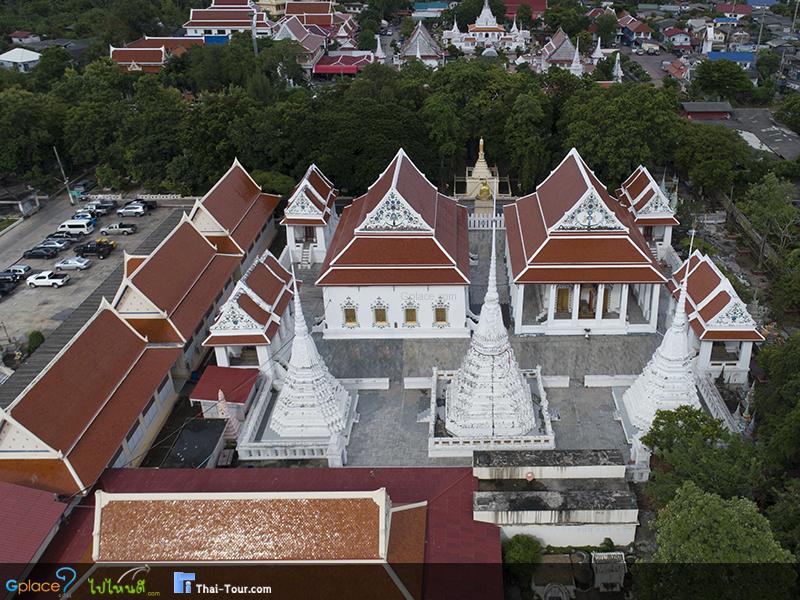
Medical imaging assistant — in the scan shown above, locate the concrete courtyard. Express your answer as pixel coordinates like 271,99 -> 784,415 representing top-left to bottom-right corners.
294,231 -> 663,466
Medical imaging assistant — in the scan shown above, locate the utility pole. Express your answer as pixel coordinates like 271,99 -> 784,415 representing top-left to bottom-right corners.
52,146 -> 74,206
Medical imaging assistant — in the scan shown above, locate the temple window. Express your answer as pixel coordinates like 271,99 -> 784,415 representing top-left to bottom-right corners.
374,307 -> 387,326
435,306 -> 448,325
404,307 -> 417,326
344,308 -> 357,326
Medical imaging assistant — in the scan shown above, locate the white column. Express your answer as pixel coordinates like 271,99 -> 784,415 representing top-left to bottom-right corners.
619,284 -> 629,326
663,225 -> 673,248
649,283 -> 660,329
738,341 -> 753,372
257,346 -> 275,380
547,284 -> 556,323
514,284 -> 525,332
286,225 -> 297,261
571,283 -> 580,324
215,347 -> 229,367
595,284 -> 604,321
697,341 -> 713,373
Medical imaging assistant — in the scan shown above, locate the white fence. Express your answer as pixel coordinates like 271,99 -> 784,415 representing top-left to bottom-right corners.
137,194 -> 184,201
86,193 -> 123,201
659,242 -> 682,271
468,213 -> 505,230
694,372 -> 738,432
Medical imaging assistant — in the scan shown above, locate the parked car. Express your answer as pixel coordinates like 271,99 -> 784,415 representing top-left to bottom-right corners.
22,246 -> 59,259
74,178 -> 96,193
83,203 -> 110,216
0,270 -> 20,284
38,239 -> 71,252
99,222 -> 137,236
0,281 -> 16,297
55,256 -> 92,271
27,271 -> 70,288
134,199 -> 157,210
72,211 -> 97,225
57,220 -> 94,236
75,242 -> 113,259
646,47 -> 660,55
117,203 -> 147,217
47,230 -> 83,242
634,47 -> 645,55
95,237 -> 118,249
5,264 -> 31,277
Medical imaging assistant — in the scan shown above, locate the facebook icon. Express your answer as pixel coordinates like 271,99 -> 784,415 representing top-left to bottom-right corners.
173,572 -> 196,594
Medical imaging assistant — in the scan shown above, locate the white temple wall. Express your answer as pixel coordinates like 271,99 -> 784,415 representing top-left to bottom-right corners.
287,222 -> 335,264
696,339 -> 752,384
495,522 -> 637,547
322,284 -> 470,338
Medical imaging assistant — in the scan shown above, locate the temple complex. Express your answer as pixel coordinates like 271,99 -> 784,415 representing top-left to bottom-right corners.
617,165 -> 678,259
443,1 -> 530,53
504,149 -> 666,336
396,21 -> 443,68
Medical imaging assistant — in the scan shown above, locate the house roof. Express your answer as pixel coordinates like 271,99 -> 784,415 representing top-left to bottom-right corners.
192,159 -> 279,251
617,165 -> 679,225
3,308 -> 181,494
0,481 -> 66,566
717,2 -> 753,14
503,149 -> 665,284
664,27 -> 689,37
93,488 -> 389,562
681,101 -> 733,112
543,28 -> 575,63
282,164 -> 337,225
400,21 -> 442,59
313,52 -> 373,74
707,51 -> 755,62
504,0 -> 547,16
190,366 -> 260,405
274,15 -> 326,53
204,250 -> 294,347
109,47 -> 165,67
184,7 -> 271,30
45,467 -> 502,599
316,149 -> 470,287
668,251 -> 764,341
0,47 -> 41,62
9,30 -> 33,38
125,36 -> 205,53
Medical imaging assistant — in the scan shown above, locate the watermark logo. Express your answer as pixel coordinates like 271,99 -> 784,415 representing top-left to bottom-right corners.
173,572 -> 196,594
3,567 -> 77,595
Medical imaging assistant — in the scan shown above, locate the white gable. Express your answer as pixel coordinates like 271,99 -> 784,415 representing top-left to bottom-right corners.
286,185 -> 324,217
356,189 -> 432,233
553,189 -> 626,232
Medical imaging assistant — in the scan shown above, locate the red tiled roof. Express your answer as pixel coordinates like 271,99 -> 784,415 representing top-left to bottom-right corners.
43,467 -> 503,599
717,3 -> 752,15
317,150 -> 470,287
190,366 -> 259,405
0,481 -> 66,566
504,149 -> 665,285
110,47 -> 165,65
313,53 -> 373,74
126,36 -> 205,52
9,30 -> 33,38
285,1 -> 334,14
171,254 -> 240,337
504,0 -> 547,17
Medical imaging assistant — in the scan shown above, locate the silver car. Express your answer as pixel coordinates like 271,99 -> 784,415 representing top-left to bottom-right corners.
39,239 -> 71,251
55,256 -> 92,271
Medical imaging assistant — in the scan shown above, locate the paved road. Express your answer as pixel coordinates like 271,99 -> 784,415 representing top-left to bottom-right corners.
0,193 -> 176,344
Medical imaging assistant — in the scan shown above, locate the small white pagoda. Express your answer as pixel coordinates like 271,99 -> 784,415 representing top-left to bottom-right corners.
616,252 -> 701,480
428,221 -> 552,456
237,273 -> 358,466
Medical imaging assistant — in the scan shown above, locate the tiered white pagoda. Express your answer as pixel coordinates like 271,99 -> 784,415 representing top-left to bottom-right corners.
443,1 -> 530,53
445,227 -> 536,437
616,262 -> 701,480
428,223 -> 552,456
237,274 -> 358,466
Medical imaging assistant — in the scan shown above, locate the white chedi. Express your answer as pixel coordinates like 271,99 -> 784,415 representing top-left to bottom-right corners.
269,274 -> 351,438
445,225 -> 536,437
621,269 -> 700,433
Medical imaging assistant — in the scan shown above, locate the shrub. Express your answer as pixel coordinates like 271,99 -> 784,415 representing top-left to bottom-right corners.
503,534 -> 542,583
27,330 -> 45,354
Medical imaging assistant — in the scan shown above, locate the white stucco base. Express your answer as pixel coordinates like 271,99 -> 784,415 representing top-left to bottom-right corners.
493,522 -> 637,547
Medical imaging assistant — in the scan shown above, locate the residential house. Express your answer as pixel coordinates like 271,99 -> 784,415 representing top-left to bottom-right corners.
715,2 -> 753,19
0,48 -> 41,72
619,14 -> 654,45
707,50 -> 755,70
8,31 -> 40,45
662,27 -> 692,49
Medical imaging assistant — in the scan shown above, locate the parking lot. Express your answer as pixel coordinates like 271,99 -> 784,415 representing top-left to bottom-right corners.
0,191 -> 178,345
621,45 -> 668,87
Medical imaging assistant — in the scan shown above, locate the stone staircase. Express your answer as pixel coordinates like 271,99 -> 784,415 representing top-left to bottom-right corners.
300,243 -> 312,270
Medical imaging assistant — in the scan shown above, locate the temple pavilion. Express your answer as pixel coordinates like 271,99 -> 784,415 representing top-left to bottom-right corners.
504,149 -> 666,336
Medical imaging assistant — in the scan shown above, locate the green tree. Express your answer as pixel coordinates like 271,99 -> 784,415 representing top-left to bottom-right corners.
121,76 -> 186,189
772,249 -> 800,319
767,478 -> 800,558
421,92 -> 469,182
642,407 -> 761,508
251,170 -> 296,195
502,534 -> 542,583
559,84 -> 680,185
544,0 -> 589,36
516,3 -> 533,29
757,49 -> 781,82
504,91 -> 549,192
691,59 -> 754,102
740,172 -> 799,253
674,122 -> 752,195
635,482 -> 796,600
595,12 -> 619,47
28,47 -> 72,93
776,93 -> 800,134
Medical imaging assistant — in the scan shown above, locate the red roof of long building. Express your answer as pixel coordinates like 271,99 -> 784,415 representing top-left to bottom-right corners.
0,481 -> 66,570
43,467 -> 503,599
317,149 -> 470,287
504,149 -> 665,284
